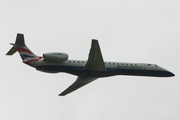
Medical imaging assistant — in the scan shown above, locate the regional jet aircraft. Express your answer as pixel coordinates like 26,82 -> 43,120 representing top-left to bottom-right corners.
6,34 -> 175,96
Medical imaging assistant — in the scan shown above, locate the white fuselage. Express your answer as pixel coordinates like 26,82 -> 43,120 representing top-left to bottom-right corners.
26,59 -> 174,77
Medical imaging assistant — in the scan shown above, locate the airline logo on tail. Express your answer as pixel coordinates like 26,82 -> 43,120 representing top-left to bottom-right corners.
17,47 -> 35,60
16,46 -> 42,64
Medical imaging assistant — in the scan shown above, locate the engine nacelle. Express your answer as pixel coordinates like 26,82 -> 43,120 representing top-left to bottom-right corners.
43,52 -> 68,62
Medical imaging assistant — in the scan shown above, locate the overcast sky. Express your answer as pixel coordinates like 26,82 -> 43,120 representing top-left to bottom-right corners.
1,0 -> 180,120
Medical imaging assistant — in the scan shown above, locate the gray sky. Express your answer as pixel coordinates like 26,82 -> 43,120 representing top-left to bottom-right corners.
1,0 -> 180,120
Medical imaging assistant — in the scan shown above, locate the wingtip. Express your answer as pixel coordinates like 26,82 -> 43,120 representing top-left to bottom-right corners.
17,33 -> 24,35
92,39 -> 98,41
58,93 -> 65,96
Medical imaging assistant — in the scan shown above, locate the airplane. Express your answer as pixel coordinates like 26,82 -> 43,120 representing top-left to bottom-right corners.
6,33 -> 175,96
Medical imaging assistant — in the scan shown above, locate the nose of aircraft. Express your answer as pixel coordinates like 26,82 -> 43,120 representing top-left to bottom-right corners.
168,71 -> 175,77
170,72 -> 175,76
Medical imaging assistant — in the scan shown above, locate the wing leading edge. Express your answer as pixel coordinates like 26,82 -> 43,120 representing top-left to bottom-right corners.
59,40 -> 105,96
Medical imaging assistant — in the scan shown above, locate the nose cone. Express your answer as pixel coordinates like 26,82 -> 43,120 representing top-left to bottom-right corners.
168,71 -> 175,77
170,72 -> 175,77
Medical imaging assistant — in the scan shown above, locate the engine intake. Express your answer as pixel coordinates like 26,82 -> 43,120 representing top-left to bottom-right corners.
43,52 -> 68,62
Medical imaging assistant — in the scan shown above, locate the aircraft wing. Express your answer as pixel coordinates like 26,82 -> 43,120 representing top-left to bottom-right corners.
84,39 -> 106,71
59,40 -> 105,96
59,76 -> 97,96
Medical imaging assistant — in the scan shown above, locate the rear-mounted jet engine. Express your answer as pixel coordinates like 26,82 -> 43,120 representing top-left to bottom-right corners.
43,52 -> 68,62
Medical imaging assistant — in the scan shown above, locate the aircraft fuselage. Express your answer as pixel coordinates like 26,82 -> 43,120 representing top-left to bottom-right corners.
30,59 -> 174,77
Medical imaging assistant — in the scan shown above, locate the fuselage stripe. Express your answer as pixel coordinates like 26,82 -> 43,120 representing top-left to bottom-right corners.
24,57 -> 42,64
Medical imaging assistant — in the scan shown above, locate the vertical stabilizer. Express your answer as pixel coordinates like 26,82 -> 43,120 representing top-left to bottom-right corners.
14,33 -> 25,46
6,33 -> 38,60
